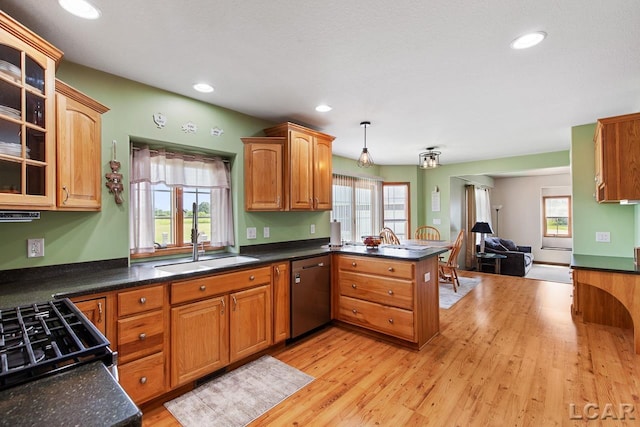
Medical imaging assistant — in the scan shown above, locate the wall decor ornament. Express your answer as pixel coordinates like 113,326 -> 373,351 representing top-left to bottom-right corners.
210,127 -> 224,137
105,140 -> 124,204
153,112 -> 166,128
182,121 -> 197,134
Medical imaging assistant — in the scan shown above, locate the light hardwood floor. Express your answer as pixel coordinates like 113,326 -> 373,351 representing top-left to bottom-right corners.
142,272 -> 640,426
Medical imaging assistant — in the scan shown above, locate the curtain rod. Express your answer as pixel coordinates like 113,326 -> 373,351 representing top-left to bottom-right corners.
131,146 -> 230,163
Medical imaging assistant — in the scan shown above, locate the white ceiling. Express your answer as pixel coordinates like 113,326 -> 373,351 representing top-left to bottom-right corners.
2,1 -> 639,166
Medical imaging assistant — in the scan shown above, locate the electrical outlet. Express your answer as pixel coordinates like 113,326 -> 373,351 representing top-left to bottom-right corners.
247,227 -> 257,239
310,224 -> 315,234
424,272 -> 431,282
27,238 -> 44,258
263,227 -> 270,238
433,218 -> 441,225
595,232 -> 610,243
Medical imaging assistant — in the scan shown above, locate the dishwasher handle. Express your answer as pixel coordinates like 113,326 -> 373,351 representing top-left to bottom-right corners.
302,262 -> 326,270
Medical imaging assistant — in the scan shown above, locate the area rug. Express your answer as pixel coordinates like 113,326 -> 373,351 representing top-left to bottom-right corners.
439,277 -> 480,309
164,355 -> 314,427
525,264 -> 572,284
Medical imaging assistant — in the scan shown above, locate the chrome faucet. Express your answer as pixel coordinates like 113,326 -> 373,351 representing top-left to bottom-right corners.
191,202 -> 200,262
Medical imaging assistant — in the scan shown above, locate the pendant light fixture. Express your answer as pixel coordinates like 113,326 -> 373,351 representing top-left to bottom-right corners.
419,147 -> 441,169
357,121 -> 374,168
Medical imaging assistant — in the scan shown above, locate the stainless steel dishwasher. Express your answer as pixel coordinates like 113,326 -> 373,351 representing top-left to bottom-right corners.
291,254 -> 331,339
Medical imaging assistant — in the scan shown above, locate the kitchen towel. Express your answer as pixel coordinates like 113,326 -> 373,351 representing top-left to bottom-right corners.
330,220 -> 341,246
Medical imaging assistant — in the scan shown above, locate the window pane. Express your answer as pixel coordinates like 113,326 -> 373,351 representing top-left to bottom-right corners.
184,187 -> 212,244
383,184 -> 408,240
544,196 -> 571,237
332,184 -> 353,242
152,183 -> 173,246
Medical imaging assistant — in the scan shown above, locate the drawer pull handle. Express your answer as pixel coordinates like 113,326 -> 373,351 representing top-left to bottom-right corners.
200,285 -> 206,291
388,318 -> 394,324
352,309 -> 357,314
139,376 -> 147,384
249,275 -> 255,281
139,333 -> 146,341
388,267 -> 394,272
139,297 -> 146,304
351,283 -> 357,289
388,290 -> 394,295
352,262 -> 357,267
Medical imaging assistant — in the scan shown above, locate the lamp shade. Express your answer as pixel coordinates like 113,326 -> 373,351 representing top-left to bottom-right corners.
471,222 -> 493,234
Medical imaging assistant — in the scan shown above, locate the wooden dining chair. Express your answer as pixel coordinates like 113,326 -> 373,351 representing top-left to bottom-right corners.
439,229 -> 465,292
379,227 -> 401,245
414,225 -> 441,240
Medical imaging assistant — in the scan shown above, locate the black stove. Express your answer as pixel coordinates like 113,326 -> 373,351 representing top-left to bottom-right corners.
0,298 -> 115,390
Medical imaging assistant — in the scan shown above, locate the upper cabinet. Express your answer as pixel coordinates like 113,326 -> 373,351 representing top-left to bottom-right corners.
55,80 -> 109,210
243,122 -> 335,212
0,12 -> 62,208
594,112 -> 640,203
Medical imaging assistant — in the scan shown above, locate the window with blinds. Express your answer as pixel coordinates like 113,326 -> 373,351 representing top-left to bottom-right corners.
331,174 -> 383,243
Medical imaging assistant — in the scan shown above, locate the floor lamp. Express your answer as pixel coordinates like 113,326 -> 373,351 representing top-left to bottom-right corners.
471,221 -> 493,254
493,205 -> 502,236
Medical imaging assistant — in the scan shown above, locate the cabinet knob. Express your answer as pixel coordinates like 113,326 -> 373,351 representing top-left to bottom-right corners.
388,267 -> 394,272
139,333 -> 146,341
388,318 -> 394,324
139,297 -> 146,304
352,309 -> 357,314
200,285 -> 206,291
249,275 -> 255,281
139,376 -> 147,384
388,290 -> 394,295
351,283 -> 357,289
352,262 -> 357,267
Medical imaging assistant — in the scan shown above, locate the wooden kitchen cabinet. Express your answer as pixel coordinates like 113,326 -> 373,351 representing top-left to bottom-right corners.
272,261 -> 290,344
55,79 -> 109,210
334,254 -> 439,349
242,122 -> 335,211
116,283 -> 168,404
594,112 -> 640,202
242,137 -> 285,211
73,296 -> 108,336
230,284 -> 272,363
0,12 -> 62,208
171,296 -> 229,387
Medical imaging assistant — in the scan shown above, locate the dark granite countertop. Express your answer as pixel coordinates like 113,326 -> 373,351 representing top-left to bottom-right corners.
0,240 -> 448,309
0,361 -> 141,427
571,254 -> 640,274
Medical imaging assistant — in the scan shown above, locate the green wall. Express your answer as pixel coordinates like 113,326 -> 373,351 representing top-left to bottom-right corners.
571,123 -> 635,257
0,62 -> 326,270
421,151 -> 570,241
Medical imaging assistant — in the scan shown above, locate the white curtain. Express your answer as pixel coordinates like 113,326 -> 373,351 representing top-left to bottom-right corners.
475,187 -> 493,231
129,147 -> 234,254
331,173 -> 382,242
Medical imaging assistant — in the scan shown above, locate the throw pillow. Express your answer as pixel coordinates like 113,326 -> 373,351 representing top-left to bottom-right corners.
484,237 -> 501,250
500,238 -> 518,251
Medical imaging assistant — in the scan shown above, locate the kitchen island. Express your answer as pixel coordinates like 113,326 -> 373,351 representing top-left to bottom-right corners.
571,254 -> 640,353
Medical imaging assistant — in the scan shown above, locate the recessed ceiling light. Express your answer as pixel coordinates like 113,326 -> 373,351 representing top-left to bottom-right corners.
315,104 -> 332,112
510,31 -> 547,49
58,0 -> 101,20
193,83 -> 214,93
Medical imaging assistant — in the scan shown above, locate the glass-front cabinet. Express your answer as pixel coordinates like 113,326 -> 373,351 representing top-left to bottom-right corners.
0,13 -> 62,208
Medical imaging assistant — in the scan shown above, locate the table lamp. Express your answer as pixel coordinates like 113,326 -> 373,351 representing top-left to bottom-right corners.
471,222 -> 493,254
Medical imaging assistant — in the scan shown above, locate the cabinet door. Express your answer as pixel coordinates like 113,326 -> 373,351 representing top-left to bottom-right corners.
56,91 -> 102,210
243,138 -> 285,211
230,284 -> 272,363
272,262 -> 290,344
73,297 -> 107,336
289,130 -> 314,210
314,136 -> 333,210
171,296 -> 229,387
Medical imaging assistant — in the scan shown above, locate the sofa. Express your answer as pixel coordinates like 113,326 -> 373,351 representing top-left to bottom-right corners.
477,236 -> 534,277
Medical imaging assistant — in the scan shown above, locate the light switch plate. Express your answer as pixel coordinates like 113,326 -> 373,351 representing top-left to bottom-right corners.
247,227 -> 257,239
433,218 -> 441,225
595,231 -> 610,243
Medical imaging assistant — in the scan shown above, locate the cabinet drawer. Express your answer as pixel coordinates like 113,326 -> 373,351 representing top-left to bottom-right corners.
118,285 -> 164,316
338,295 -> 414,341
338,255 -> 414,280
171,267 -> 271,305
338,271 -> 413,310
117,310 -> 164,363
118,352 -> 166,404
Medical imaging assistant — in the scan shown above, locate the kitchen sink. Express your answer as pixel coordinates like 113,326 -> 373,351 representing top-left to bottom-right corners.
155,256 -> 260,274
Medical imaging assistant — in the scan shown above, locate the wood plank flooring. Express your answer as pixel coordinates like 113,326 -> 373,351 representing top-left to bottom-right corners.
142,272 -> 640,426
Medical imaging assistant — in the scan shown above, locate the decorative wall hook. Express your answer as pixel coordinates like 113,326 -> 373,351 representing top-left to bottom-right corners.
105,160 -> 124,204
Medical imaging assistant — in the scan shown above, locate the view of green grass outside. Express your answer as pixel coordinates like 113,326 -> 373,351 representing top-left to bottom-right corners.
154,216 -> 212,244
